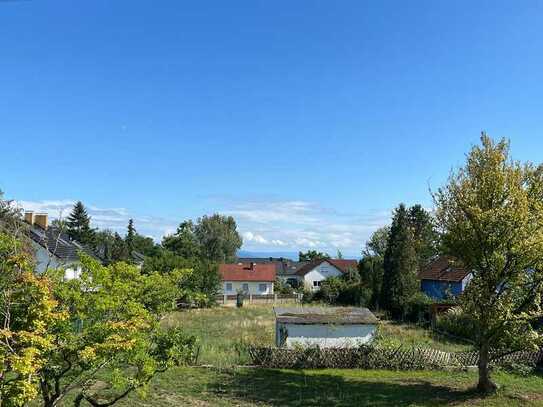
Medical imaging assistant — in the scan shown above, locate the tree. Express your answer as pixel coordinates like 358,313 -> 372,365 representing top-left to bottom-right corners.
126,218 -> 136,250
162,221 -> 201,260
142,251 -> 220,307
111,232 -> 130,262
407,204 -> 438,269
66,201 -> 95,246
336,249 -> 344,259
193,215 -> 242,263
298,250 -> 330,262
0,230 -> 62,406
38,255 -> 197,407
434,134 -> 543,393
380,204 -> 419,318
359,226 -> 390,309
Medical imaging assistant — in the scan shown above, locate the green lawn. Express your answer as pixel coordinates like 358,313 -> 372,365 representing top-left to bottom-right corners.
59,305 -> 543,406
114,367 -> 543,406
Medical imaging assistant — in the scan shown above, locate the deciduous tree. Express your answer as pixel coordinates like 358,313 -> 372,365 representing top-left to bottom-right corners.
434,134 -> 543,393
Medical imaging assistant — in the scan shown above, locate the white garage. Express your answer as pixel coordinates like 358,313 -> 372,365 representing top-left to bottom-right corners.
274,306 -> 379,348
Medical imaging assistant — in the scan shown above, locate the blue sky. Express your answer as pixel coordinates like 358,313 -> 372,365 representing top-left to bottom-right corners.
2,1 -> 543,256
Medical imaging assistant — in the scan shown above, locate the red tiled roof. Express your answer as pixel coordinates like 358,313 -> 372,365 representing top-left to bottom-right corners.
418,256 -> 471,282
219,263 -> 276,282
296,259 -> 358,276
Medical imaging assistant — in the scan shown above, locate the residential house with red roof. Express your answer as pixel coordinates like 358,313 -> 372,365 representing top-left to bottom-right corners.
295,259 -> 359,291
219,262 -> 276,295
418,256 -> 473,300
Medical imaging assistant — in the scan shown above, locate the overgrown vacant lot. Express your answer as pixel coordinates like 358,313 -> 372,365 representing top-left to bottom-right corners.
73,305 -> 543,406
162,305 -> 471,366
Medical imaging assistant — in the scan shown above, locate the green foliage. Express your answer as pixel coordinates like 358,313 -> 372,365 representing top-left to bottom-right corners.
434,134 -> 543,392
360,227 -> 389,310
274,278 -> 294,295
194,214 -> 242,263
315,276 -> 371,307
38,256 -> 197,406
66,201 -> 96,246
126,218 -> 136,250
408,204 -> 438,269
435,308 -> 478,341
0,231 -> 62,407
142,251 -> 220,307
298,250 -> 330,262
402,292 -> 433,323
162,220 -> 201,259
381,204 -> 419,318
163,215 -> 242,263
152,327 -> 199,367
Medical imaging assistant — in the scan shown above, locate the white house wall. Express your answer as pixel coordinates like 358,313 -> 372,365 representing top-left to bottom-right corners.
276,323 -> 376,348
221,281 -> 274,295
303,261 -> 343,291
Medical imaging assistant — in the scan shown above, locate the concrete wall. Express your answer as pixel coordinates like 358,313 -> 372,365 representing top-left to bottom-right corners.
276,322 -> 376,348
303,261 -> 343,291
220,280 -> 274,295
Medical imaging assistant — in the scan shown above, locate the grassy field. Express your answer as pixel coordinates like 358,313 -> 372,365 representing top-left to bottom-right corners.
113,367 -> 543,406
59,305 -> 543,406
161,305 -> 471,366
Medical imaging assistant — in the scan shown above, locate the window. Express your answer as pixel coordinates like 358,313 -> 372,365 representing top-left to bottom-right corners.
242,283 -> 249,292
313,280 -> 321,287
226,282 -> 232,291
258,283 -> 267,292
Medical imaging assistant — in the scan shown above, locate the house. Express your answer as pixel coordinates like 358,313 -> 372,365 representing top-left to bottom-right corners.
219,262 -> 276,295
418,256 -> 472,300
25,211 -> 100,280
294,259 -> 359,291
274,306 -> 378,348
237,257 -> 307,287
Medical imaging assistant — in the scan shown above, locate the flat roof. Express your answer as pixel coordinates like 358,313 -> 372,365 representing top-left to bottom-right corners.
274,306 -> 378,325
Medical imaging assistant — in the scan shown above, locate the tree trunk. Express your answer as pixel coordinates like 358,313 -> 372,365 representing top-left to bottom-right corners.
477,342 -> 497,394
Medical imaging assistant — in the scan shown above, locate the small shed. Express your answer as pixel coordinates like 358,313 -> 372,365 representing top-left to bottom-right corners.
274,306 -> 379,348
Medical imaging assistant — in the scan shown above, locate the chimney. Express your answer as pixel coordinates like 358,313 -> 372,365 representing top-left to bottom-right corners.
24,211 -> 35,225
34,213 -> 48,230
250,262 -> 256,271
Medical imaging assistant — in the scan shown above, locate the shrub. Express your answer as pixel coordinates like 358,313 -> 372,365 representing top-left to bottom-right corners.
402,292 -> 433,323
435,307 -> 477,341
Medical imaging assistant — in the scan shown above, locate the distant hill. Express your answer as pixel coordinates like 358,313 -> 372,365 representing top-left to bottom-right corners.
237,250 -> 360,261
236,250 -> 299,260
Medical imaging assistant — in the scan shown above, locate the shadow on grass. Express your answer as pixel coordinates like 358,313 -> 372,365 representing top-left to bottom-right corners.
209,368 -> 479,407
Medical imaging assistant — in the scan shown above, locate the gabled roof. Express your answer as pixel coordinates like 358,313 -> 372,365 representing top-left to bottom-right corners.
295,258 -> 358,276
274,306 -> 378,325
418,256 -> 471,282
219,263 -> 276,282
29,226 -> 99,263
236,257 -> 307,276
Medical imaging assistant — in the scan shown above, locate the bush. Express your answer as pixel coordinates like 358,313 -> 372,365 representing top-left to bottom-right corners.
402,292 -> 433,323
312,276 -> 372,307
435,307 -> 477,341
274,278 -> 294,295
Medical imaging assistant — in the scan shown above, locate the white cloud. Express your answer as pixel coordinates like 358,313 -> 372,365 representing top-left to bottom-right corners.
16,199 -> 178,242
16,197 -> 394,256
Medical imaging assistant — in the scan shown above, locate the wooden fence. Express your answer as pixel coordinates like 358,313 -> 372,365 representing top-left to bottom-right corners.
215,293 -> 301,305
247,345 -> 543,370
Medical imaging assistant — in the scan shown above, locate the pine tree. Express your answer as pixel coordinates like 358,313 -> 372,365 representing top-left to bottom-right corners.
380,204 -> 419,318
66,201 -> 95,245
407,204 -> 438,269
126,219 -> 136,251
